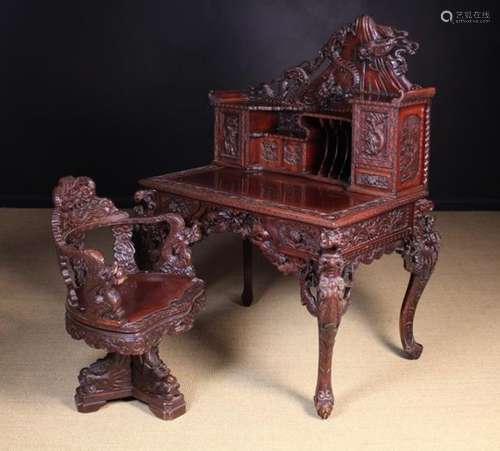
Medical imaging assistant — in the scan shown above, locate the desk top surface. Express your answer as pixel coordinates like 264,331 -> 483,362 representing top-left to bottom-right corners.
139,166 -> 413,228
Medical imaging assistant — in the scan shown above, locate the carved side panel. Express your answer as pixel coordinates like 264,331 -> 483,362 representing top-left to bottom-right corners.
214,108 -> 247,167
397,105 -> 425,188
352,102 -> 398,192
355,109 -> 391,168
222,113 -> 239,158
399,115 -> 421,183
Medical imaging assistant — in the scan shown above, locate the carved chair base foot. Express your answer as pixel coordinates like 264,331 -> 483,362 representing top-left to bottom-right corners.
131,347 -> 186,420
403,342 -> 423,360
76,399 -> 108,413
314,392 -> 334,419
74,350 -> 186,420
75,353 -> 133,413
133,387 -> 186,420
76,390 -> 133,414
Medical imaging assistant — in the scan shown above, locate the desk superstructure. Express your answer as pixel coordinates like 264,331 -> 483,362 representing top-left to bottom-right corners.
138,15 -> 440,419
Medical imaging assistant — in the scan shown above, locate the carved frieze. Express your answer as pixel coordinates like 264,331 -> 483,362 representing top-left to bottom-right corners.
159,194 -> 200,220
321,206 -> 410,251
356,173 -> 391,190
201,207 -> 303,275
275,220 -> 320,254
399,114 -> 421,183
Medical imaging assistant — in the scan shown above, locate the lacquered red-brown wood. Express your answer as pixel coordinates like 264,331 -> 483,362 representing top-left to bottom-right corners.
136,15 -> 441,420
51,176 -> 206,419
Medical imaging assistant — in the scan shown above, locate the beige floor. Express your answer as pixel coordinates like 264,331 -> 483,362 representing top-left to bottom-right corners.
0,209 -> 499,450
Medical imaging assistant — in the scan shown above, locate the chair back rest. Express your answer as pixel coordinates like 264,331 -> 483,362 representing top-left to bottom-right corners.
51,176 -> 128,317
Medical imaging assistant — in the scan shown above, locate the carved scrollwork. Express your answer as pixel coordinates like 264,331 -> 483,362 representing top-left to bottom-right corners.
156,215 -> 202,277
248,20 -> 359,107
52,176 -> 124,238
66,308 -> 201,355
317,253 -> 347,306
52,177 -> 131,321
198,207 -> 304,276
112,224 -> 138,274
299,253 -> 353,318
398,199 -> 440,279
134,190 -> 157,217
247,15 -> 419,108
357,15 -> 419,92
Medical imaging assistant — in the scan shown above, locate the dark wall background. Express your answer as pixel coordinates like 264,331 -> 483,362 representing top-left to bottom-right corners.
2,0 -> 499,208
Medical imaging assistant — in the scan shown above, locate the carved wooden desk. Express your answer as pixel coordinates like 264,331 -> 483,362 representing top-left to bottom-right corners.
137,15 -> 440,419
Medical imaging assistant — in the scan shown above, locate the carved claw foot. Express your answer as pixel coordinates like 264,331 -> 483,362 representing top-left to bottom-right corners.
75,353 -> 132,413
131,347 -> 186,420
314,389 -> 334,419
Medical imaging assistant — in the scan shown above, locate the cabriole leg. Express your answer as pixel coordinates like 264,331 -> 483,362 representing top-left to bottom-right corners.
398,200 -> 440,359
307,253 -> 347,419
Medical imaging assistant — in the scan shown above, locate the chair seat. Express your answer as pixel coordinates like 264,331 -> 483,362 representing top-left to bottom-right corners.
117,272 -> 200,323
67,272 -> 205,335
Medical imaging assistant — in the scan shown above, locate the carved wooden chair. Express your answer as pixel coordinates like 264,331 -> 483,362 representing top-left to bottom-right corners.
51,176 -> 205,420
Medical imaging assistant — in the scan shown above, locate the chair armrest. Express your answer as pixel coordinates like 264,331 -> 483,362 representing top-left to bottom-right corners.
70,211 -> 187,232
72,212 -> 201,277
